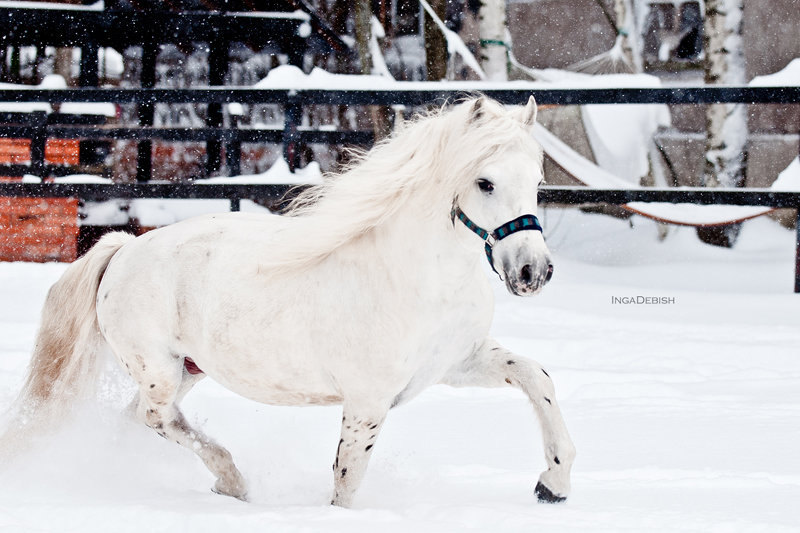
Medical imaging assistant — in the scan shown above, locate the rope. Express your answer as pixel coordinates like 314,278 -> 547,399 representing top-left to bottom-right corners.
479,38 -> 509,48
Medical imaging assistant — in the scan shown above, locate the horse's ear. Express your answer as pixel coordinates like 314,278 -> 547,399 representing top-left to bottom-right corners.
469,97 -> 484,123
520,95 -> 538,129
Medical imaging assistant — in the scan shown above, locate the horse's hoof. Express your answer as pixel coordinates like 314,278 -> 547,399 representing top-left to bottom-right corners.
212,481 -> 248,502
212,486 -> 249,502
535,481 -> 566,504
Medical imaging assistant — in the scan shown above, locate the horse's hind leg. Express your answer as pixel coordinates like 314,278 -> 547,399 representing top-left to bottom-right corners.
330,402 -> 389,507
176,365 -> 207,404
130,355 -> 247,500
441,337 -> 576,503
125,365 -> 204,418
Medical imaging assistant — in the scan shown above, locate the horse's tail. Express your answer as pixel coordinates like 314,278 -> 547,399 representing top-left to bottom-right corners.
2,232 -> 134,449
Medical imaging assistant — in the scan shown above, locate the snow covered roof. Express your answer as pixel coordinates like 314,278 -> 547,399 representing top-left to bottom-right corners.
750,58 -> 800,87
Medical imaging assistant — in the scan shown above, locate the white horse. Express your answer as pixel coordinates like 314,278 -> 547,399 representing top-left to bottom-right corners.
9,95 -> 575,507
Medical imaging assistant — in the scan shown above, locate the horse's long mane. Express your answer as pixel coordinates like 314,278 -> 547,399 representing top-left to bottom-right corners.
264,96 -> 542,271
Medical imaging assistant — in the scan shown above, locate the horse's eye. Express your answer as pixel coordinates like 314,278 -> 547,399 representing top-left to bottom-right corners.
477,179 -> 494,193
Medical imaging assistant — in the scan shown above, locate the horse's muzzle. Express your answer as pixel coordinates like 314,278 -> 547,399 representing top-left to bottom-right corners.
505,260 -> 553,296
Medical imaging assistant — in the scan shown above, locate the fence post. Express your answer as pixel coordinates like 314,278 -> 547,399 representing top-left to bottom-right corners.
79,42 -> 99,88
226,139 -> 241,177
283,102 -> 301,173
206,38 -> 228,176
29,111 -> 47,177
282,39 -> 305,173
136,45 -> 157,183
796,121 -> 799,293
795,209 -> 799,293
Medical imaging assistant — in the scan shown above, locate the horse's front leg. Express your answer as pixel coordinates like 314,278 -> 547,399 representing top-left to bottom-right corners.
330,402 -> 389,508
441,337 -> 576,503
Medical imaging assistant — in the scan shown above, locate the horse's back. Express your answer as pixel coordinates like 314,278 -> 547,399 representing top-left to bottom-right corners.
95,211 -> 347,404
110,210 -> 282,267
96,211 -> 279,352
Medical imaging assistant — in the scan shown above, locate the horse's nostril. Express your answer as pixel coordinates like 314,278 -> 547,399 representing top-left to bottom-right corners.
520,264 -> 532,284
545,263 -> 554,283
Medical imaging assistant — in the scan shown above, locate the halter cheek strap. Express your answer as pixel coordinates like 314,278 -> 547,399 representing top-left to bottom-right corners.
451,206 -> 543,275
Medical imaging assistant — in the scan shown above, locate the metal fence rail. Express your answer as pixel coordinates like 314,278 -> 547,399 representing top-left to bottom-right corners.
1,85 -> 799,106
2,182 -> 798,206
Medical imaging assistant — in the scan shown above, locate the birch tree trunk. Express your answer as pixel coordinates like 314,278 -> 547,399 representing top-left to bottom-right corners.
354,0 -> 391,141
424,0 -> 447,81
698,0 -> 747,247
354,0 -> 373,76
478,0 -> 508,81
613,0 -> 643,73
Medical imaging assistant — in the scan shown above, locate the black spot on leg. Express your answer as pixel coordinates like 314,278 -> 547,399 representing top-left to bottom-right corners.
491,347 -> 501,352
334,438 -> 344,470
544,397 -> 551,404
365,444 -> 373,452
369,424 -> 378,430
340,468 -> 347,477
554,456 -> 560,465
541,368 -> 550,378
170,417 -> 191,434
507,360 -> 516,365
150,384 -> 156,389
505,378 -> 513,385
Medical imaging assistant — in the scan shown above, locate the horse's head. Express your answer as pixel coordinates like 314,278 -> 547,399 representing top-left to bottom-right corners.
453,96 -> 552,296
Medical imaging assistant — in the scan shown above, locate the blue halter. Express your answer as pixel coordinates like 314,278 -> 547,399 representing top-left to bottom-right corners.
451,206 -> 543,275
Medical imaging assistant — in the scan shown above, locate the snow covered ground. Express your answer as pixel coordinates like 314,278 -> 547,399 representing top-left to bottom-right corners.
0,209 -> 798,532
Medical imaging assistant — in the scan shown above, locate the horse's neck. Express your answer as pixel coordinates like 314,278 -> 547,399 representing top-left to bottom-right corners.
359,201 -> 481,283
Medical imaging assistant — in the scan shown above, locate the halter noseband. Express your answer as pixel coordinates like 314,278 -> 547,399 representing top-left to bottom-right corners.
451,206 -> 543,275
